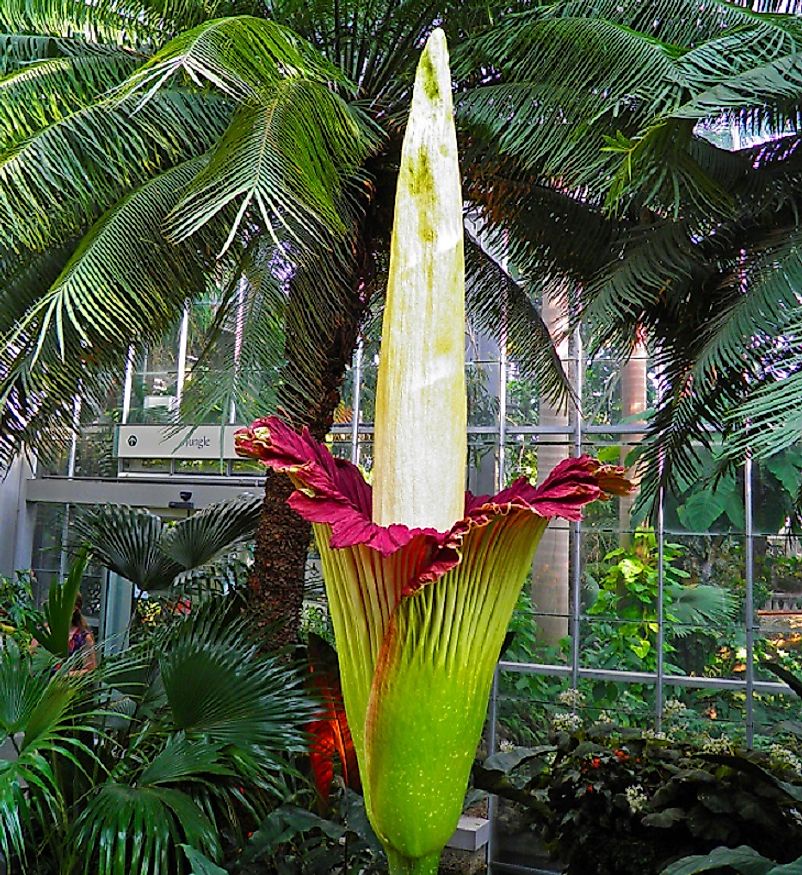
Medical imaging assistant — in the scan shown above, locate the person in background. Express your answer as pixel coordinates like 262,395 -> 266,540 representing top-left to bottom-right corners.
68,593 -> 97,675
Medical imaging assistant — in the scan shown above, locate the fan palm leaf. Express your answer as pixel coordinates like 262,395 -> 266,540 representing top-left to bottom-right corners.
160,495 -> 261,568
73,505 -> 181,590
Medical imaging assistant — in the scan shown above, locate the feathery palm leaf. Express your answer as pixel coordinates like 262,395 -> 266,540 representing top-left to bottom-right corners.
0,90 -> 229,253
0,53 -> 141,147
120,14 -> 348,101
166,79 -> 379,249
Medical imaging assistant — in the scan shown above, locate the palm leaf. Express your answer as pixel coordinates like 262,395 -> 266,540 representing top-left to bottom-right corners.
159,606 -> 313,757
464,232 -> 570,407
0,158 -> 229,468
119,15 -> 349,102
0,53 -> 142,147
166,79 -> 379,248
73,505 -> 182,591
159,495 -> 262,569
73,782 -> 221,875
0,89 -> 229,253
0,0 -> 165,48
177,244 -> 287,426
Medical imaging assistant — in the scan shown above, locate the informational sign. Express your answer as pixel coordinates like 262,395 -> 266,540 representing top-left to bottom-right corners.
115,425 -> 242,460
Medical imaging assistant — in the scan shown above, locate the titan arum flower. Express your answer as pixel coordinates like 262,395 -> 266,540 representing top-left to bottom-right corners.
237,28 -> 630,875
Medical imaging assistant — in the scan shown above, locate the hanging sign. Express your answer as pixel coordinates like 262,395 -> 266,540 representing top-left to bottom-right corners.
115,425 -> 243,460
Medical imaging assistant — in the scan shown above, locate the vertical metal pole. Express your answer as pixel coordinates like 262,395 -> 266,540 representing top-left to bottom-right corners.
497,343 -> 508,492
745,454 -> 755,748
175,303 -> 190,408
121,346 -> 134,425
655,486 -> 666,730
59,395 -> 81,580
350,338 -> 363,465
570,325 -> 583,688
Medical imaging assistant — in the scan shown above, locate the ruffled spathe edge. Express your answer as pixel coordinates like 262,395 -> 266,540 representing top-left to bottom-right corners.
236,416 -> 632,596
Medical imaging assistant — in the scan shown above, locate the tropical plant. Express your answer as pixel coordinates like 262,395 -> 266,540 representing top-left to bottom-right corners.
584,530 -> 739,675
456,0 -> 802,507
0,588 -> 313,875
72,495 -> 260,598
0,570 -> 38,646
475,724 -> 802,875
0,0 -> 569,649
236,31 -> 630,874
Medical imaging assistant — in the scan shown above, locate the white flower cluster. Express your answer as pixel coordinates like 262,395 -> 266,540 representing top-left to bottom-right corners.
498,739 -> 516,753
641,729 -> 667,741
595,710 -> 615,725
625,784 -> 649,813
700,735 -> 733,754
557,688 -> 586,709
770,744 -> 802,776
662,698 -> 689,722
551,712 -> 583,733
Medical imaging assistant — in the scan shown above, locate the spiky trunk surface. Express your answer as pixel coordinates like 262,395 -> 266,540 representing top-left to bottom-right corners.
248,469 -> 311,649
247,235 -> 371,649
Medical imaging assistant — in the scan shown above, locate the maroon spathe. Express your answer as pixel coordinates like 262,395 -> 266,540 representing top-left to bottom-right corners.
236,415 -> 631,597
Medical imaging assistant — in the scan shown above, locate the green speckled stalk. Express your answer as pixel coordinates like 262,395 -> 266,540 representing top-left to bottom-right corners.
387,848 -> 440,875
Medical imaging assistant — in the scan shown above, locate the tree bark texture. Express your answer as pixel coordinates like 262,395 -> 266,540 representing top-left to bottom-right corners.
247,221 -> 376,649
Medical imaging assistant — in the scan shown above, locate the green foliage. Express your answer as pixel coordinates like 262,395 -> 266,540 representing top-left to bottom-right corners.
584,531 -> 738,673
663,845 -> 802,874
28,548 -> 89,658
73,495 -> 260,596
0,595 -> 313,875
0,571 -> 39,647
476,724 -> 802,875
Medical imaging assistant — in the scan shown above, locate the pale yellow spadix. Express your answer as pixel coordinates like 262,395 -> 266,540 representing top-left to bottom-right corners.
372,28 -> 467,532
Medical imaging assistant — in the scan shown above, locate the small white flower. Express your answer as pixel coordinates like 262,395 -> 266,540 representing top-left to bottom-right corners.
662,698 -> 688,720
551,712 -> 583,733
625,784 -> 648,813
499,740 -> 515,753
642,729 -> 667,741
701,735 -> 733,754
595,710 -> 615,725
769,744 -> 802,776
557,688 -> 586,709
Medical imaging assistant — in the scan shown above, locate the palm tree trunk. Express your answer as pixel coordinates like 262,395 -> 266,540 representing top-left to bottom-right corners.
247,234 -> 371,649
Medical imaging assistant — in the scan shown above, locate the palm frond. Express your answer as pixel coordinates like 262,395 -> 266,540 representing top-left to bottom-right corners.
0,158 -> 229,468
0,0 -> 174,50
166,80 -> 379,248
0,53 -> 141,147
73,782 -> 220,875
159,495 -> 262,569
0,90 -> 229,253
0,646 -> 102,869
464,232 -> 570,407
160,606 -> 312,757
0,32 -> 138,75
119,15 -> 349,102
73,505 -> 181,591
178,247 -> 287,426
